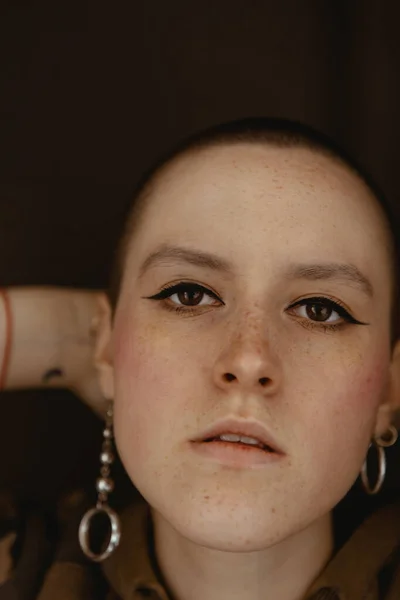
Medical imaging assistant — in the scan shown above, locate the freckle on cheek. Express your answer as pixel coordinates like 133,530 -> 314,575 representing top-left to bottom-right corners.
351,360 -> 389,409
113,317 -> 133,362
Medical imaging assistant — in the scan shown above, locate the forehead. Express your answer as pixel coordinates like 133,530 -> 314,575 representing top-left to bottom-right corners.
126,143 -> 392,289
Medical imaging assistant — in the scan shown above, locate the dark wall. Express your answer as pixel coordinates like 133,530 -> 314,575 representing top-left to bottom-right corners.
1,0 -> 400,506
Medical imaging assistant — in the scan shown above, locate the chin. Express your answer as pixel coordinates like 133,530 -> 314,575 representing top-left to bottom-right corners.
178,514 -> 291,553
151,494 -> 294,553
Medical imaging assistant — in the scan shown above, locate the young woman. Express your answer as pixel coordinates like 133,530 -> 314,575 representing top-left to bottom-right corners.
2,118 -> 400,600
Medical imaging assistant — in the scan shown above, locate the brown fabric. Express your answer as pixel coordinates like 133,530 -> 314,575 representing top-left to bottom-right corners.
102,502 -> 169,600
102,499 -> 400,600
386,561 -> 400,600
0,508 -> 53,600
1,491 -> 400,599
37,562 -> 99,600
305,501 -> 400,599
0,533 -> 16,586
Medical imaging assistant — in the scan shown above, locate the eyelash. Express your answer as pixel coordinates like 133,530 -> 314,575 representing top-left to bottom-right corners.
286,296 -> 365,332
145,282 -> 222,318
144,282 -> 366,331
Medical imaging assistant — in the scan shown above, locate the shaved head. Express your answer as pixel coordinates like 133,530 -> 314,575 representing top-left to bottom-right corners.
109,117 -> 400,341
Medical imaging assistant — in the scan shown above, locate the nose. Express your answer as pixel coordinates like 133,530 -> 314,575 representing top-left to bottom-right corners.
212,319 -> 281,395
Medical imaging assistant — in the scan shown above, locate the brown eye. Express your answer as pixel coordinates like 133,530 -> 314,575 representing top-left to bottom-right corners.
305,303 -> 332,322
177,288 -> 204,306
287,296 -> 363,327
293,301 -> 339,324
145,282 -> 223,311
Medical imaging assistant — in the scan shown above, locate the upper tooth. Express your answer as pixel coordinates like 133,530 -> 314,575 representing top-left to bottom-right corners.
218,434 -> 261,446
219,433 -> 241,442
239,436 -> 261,446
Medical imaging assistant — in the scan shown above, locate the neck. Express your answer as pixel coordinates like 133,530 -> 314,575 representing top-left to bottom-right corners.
152,511 -> 333,600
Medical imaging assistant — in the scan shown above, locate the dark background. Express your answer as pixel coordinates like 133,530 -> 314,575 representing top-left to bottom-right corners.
1,0 -> 400,509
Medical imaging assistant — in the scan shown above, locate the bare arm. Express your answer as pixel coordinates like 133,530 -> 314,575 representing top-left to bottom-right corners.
0,287 -> 107,417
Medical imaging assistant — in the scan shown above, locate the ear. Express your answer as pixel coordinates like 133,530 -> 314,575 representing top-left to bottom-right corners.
374,340 -> 400,438
93,293 -> 115,402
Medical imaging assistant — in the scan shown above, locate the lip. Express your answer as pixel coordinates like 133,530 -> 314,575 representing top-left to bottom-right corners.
191,417 -> 285,454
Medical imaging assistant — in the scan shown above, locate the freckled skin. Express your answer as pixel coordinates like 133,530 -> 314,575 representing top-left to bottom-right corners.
105,143 -> 400,598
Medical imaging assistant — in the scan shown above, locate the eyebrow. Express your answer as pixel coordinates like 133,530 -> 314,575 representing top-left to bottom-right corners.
138,244 -> 374,297
138,244 -> 234,277
286,263 -> 374,297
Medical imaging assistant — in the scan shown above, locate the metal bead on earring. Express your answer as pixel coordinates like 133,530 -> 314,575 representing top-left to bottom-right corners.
78,402 -> 121,561
361,424 -> 398,495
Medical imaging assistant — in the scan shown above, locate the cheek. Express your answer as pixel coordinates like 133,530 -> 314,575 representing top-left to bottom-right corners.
283,344 -> 391,504
354,361 -> 389,406
300,348 -> 390,470
111,311 -> 194,463
293,333 -> 390,416
337,350 -> 389,417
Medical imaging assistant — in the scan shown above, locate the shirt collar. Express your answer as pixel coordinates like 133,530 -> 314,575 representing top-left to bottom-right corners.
102,500 -> 169,600
102,499 -> 400,600
305,500 -> 400,600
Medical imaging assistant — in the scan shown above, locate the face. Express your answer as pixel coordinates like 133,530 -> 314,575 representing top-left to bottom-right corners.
103,143 -> 399,552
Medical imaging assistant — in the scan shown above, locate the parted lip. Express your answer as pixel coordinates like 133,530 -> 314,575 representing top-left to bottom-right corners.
191,417 -> 284,454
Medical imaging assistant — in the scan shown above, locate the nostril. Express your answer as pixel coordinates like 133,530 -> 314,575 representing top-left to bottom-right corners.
223,373 -> 236,382
259,377 -> 269,386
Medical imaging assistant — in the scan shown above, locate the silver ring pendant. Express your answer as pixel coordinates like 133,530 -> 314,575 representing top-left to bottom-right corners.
78,505 -> 121,562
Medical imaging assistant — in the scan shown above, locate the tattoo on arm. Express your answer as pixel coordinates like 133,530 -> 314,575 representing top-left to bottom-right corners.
42,368 -> 64,383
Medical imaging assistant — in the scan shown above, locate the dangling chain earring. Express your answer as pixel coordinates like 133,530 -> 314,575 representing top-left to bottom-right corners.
361,424 -> 398,495
79,402 -> 121,561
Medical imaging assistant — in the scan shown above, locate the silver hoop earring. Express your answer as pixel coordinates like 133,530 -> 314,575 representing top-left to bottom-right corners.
361,425 -> 398,495
78,402 -> 121,561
